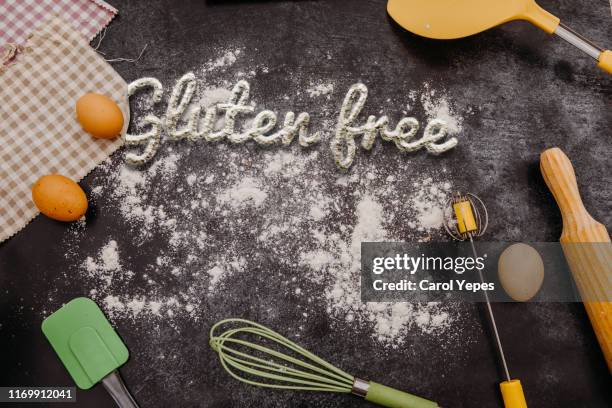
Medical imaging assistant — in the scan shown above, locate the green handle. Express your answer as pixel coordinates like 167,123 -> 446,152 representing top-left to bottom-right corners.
365,382 -> 438,408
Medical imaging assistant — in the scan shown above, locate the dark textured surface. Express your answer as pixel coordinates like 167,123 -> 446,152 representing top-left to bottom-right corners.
1,1 -> 611,407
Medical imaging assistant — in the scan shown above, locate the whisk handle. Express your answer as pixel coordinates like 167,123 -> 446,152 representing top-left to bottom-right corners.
365,382 -> 439,408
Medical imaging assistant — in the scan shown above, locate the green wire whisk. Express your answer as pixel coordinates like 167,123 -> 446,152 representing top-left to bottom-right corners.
209,318 -> 441,408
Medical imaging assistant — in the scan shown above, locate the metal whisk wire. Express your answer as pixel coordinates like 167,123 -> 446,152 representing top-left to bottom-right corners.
210,319 -> 355,393
443,192 -> 488,241
210,319 -> 443,408
443,191 -> 512,383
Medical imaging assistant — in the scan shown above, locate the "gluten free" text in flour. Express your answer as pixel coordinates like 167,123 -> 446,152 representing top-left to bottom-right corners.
125,73 -> 458,169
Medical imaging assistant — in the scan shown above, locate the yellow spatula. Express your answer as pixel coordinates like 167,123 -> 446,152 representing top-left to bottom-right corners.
387,0 -> 612,74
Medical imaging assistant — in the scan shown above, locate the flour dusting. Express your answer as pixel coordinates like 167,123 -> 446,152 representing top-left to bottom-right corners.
52,45 -> 470,346
218,177 -> 268,208
321,193 -> 454,343
421,84 -> 463,134
306,81 -> 334,98
202,48 -> 242,73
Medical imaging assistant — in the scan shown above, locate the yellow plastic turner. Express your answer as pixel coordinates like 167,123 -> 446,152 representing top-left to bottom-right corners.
387,0 -> 612,74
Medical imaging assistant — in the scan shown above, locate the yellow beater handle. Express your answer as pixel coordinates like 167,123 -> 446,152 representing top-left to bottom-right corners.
540,147 -> 612,372
453,200 -> 477,234
500,380 -> 527,408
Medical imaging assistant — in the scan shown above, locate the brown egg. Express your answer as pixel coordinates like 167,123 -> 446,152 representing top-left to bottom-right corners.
76,93 -> 124,139
32,175 -> 88,222
498,243 -> 544,302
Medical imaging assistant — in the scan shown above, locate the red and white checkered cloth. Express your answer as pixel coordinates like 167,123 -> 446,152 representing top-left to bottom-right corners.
0,0 -> 117,54
0,16 -> 128,243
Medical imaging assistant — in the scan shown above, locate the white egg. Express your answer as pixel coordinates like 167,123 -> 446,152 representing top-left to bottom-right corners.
498,243 -> 544,302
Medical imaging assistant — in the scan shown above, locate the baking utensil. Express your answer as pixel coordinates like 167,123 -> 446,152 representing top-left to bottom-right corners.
210,318 -> 440,408
387,0 -> 612,74
42,297 -> 139,408
444,193 -> 527,408
540,147 -> 612,371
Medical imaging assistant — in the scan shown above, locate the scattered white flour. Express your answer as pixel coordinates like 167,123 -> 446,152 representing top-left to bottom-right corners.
217,177 -> 268,208
108,155 -> 182,239
200,86 -> 233,108
202,48 -> 241,73
264,151 -> 315,178
103,295 -> 125,314
186,174 -> 197,186
408,178 -> 452,231
148,152 -> 180,179
125,298 -> 146,316
84,240 -> 129,287
299,250 -> 336,272
309,204 -> 328,221
78,143 -> 457,344
91,240 -> 120,271
207,266 -> 225,289
91,185 -> 104,196
421,84 -> 463,134
319,194 -> 453,344
306,82 -> 334,98
56,46 -> 470,346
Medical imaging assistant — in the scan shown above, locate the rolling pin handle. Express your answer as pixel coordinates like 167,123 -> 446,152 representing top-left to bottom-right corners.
540,147 -> 590,229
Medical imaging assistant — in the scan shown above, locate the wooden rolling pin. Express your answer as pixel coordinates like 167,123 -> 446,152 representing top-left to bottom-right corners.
540,147 -> 612,372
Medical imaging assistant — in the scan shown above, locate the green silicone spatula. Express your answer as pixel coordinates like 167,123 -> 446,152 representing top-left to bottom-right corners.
42,297 -> 139,408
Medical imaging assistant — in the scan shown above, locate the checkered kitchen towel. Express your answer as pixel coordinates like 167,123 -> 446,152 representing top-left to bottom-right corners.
0,0 -> 117,55
0,16 -> 129,242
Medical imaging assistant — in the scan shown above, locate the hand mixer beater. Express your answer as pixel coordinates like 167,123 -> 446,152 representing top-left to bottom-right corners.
444,192 -> 527,408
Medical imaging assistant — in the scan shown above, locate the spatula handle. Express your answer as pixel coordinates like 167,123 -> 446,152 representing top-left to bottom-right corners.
540,148 -> 612,372
598,50 -> 612,74
553,24 -> 611,74
102,370 -> 139,408
521,2 -> 559,34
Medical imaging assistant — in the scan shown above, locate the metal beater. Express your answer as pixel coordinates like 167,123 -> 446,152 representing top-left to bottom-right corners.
444,192 -> 528,408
